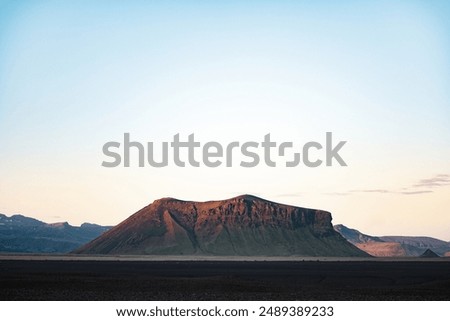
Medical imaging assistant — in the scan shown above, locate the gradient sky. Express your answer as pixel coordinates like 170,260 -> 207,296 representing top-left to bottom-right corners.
1,0 -> 449,239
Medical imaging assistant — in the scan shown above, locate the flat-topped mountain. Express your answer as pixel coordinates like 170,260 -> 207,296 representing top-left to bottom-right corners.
75,195 -> 367,256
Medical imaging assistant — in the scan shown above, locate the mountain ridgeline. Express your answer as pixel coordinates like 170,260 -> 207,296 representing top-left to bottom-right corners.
75,195 -> 367,256
0,214 -> 110,253
334,224 -> 450,257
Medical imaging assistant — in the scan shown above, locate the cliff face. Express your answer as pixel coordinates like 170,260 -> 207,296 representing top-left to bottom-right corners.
75,195 -> 367,256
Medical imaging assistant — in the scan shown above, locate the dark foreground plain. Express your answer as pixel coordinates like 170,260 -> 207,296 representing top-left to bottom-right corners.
1,257 -> 450,300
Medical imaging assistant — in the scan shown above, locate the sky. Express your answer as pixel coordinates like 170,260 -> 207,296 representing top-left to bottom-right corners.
0,0 -> 449,240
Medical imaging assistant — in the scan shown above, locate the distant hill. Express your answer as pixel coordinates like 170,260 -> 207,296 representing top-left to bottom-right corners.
334,224 -> 450,257
333,224 -> 384,244
380,236 -> 450,255
75,195 -> 368,257
420,249 -> 440,258
0,213 -> 111,253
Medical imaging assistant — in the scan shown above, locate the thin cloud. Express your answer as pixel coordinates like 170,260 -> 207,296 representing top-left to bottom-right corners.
343,174 -> 449,196
400,190 -> 433,195
413,174 -> 450,188
349,189 -> 390,194
294,174 -> 448,198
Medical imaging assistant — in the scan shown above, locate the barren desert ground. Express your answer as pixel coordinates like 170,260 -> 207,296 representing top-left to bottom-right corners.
1,255 -> 450,300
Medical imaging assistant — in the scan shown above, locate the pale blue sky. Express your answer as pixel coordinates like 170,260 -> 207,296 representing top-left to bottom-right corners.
1,1 -> 449,239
